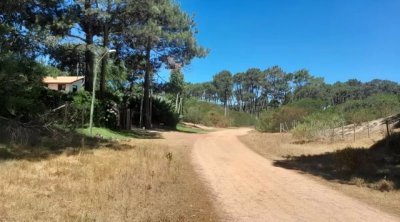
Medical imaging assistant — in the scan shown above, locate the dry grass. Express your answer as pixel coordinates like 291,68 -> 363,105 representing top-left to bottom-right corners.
0,134 -> 218,221
239,131 -> 379,160
239,130 -> 400,217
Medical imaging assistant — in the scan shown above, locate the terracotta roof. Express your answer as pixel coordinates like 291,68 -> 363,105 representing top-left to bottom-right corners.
43,76 -> 84,84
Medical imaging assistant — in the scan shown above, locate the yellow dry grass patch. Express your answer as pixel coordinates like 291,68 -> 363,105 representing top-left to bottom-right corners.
239,130 -> 382,160
0,138 -> 217,221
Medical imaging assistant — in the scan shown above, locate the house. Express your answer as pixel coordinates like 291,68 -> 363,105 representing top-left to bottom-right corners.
43,76 -> 85,93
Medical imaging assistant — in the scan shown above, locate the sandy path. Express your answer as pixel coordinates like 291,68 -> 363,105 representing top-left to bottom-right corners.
191,128 -> 400,222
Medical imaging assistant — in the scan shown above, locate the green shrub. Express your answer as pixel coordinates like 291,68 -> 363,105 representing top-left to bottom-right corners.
256,110 -> 275,132
338,93 -> 400,124
183,99 -> 254,127
206,111 -> 229,127
229,111 -> 256,127
184,106 -> 203,124
69,90 -> 92,127
288,98 -> 326,113
292,111 -> 344,140
129,96 -> 179,128
256,106 -> 308,132
151,97 -> 180,127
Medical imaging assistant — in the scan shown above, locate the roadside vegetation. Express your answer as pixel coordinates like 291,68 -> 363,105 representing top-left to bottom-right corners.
77,127 -> 161,140
185,67 -> 399,138
0,1 -> 221,221
183,99 -> 255,127
176,123 -> 208,134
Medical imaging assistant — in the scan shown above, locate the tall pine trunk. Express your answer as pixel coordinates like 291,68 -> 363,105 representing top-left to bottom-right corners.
143,39 -> 152,129
99,26 -> 109,97
84,0 -> 94,92
175,92 -> 180,113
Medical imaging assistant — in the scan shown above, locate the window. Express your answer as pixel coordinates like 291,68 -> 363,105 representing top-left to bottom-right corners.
72,85 -> 78,92
58,84 -> 66,91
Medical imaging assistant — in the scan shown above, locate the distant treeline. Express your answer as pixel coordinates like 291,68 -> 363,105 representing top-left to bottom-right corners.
185,67 -> 400,116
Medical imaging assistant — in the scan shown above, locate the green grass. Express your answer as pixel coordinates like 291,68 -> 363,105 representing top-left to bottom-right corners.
77,127 -> 161,140
176,123 -> 207,134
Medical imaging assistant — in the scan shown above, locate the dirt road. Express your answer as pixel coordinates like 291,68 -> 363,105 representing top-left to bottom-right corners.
191,128 -> 399,222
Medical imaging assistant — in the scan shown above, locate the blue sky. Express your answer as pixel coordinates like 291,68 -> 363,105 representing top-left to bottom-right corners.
170,0 -> 400,84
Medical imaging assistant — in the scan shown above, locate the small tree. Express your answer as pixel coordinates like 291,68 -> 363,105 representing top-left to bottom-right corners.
213,70 -> 233,116
169,69 -> 185,113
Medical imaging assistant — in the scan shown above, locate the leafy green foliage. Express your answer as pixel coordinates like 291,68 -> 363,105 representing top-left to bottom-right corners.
183,99 -> 254,127
151,97 -> 180,127
0,54 -> 63,121
176,123 -> 206,134
292,111 -> 344,140
337,93 -> 400,124
229,111 -> 256,127
213,70 -> 233,110
288,99 -> 327,113
256,110 -> 275,132
256,106 -> 308,132
168,69 -> 185,94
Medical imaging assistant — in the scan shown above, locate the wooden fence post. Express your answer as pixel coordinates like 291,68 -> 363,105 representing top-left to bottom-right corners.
386,120 -> 390,136
342,123 -> 344,140
63,102 -> 69,125
353,123 -> 356,142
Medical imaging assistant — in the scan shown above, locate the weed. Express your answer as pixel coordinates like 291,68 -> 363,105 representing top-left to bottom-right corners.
165,152 -> 173,168
372,179 -> 395,192
349,177 -> 366,187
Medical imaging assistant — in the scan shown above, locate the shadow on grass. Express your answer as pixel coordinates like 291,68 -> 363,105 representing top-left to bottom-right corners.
78,127 -> 162,140
173,123 -> 208,134
0,121 -> 161,161
274,133 -> 400,191
118,129 -> 162,139
0,129 -> 107,161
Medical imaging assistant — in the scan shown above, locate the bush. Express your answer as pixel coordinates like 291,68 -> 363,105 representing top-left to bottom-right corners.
129,96 -> 179,128
151,97 -> 180,127
184,106 -> 203,125
95,92 -> 121,129
292,111 -> 344,140
338,93 -> 400,124
256,110 -> 275,132
288,98 -> 326,113
183,99 -> 254,127
256,106 -> 308,132
229,111 -> 256,127
206,111 -> 229,127
69,90 -> 92,127
0,54 -> 67,122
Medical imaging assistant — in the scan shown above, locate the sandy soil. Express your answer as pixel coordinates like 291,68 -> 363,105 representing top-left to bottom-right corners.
191,128 -> 400,222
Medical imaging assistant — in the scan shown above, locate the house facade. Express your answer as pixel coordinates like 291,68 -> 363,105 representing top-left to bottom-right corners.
43,76 -> 85,93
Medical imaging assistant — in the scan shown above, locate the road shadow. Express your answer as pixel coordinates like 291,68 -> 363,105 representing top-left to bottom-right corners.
274,133 -> 400,191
